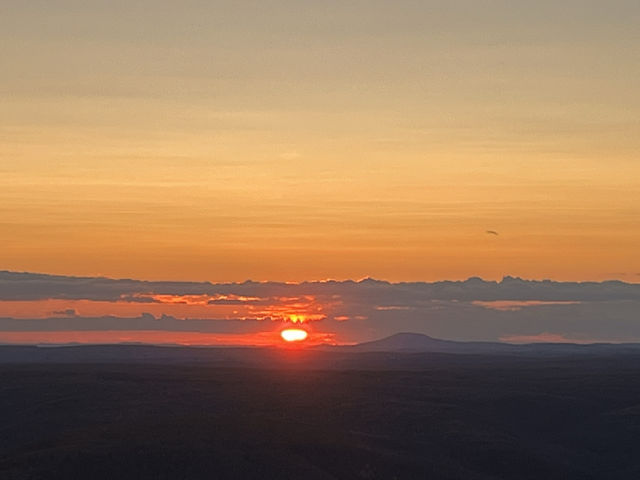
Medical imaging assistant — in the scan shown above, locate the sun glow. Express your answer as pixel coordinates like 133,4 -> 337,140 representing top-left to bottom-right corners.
287,314 -> 307,323
280,328 -> 308,342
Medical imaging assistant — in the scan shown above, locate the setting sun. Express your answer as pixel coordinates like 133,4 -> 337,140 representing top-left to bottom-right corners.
280,328 -> 308,343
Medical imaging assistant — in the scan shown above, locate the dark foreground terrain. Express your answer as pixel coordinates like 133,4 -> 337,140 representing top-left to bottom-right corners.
1,349 -> 640,479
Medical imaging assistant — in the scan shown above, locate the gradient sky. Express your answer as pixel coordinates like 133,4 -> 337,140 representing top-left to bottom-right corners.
2,1 -> 639,282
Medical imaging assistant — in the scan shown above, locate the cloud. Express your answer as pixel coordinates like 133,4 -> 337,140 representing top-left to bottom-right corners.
51,309 -> 77,317
0,313 -> 268,334
2,271 -> 640,344
2,271 -> 640,303
472,300 -> 581,311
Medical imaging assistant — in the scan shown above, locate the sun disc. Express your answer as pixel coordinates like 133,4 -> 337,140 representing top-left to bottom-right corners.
280,328 -> 308,342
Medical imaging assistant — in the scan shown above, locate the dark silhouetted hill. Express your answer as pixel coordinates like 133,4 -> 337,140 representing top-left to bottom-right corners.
339,332 -> 640,356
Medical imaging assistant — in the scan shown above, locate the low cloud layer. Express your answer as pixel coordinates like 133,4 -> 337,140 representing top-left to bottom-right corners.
2,271 -> 640,302
1,271 -> 639,344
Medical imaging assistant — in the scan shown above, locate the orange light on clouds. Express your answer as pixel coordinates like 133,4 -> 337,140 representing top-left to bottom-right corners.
0,296 -> 342,347
248,297 -> 332,323
280,328 -> 308,343
0,295 -> 335,322
0,329 -> 339,346
287,314 -> 306,323
134,293 -> 261,305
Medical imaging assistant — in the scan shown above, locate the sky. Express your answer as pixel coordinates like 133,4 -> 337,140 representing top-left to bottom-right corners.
1,3 -> 639,286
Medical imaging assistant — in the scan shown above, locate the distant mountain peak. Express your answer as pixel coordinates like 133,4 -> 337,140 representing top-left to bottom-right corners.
352,332 -> 455,352
384,332 -> 437,341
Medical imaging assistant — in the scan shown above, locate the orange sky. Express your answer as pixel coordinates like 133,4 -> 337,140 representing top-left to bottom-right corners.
2,2 -> 639,282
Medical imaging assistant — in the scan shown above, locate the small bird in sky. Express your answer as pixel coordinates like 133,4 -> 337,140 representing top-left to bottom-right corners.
486,230 -> 499,236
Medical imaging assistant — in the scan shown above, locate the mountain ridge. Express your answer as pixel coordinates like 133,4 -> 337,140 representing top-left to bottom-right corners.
335,332 -> 640,355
